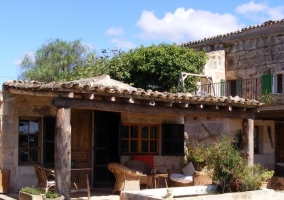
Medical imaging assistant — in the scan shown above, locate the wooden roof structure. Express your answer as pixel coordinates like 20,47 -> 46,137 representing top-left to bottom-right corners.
3,75 -> 264,118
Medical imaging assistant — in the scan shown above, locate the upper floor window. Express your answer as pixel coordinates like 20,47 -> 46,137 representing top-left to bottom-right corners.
121,124 -> 158,154
18,118 -> 40,165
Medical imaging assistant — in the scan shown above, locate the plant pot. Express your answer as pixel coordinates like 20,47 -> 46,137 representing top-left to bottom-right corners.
261,181 -> 268,189
42,195 -> 64,200
19,191 -> 44,200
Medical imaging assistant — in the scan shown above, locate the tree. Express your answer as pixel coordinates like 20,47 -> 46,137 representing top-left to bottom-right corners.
19,39 -> 100,82
107,43 -> 208,92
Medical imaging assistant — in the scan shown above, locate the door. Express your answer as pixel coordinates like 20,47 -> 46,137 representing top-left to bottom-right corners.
275,123 -> 284,176
71,110 -> 92,187
93,111 -> 121,187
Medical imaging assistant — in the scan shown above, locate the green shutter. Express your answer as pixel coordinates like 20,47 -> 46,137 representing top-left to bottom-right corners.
220,79 -> 226,96
236,78 -> 242,97
261,74 -> 273,95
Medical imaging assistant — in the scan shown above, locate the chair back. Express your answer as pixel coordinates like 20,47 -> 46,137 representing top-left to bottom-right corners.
124,160 -> 152,175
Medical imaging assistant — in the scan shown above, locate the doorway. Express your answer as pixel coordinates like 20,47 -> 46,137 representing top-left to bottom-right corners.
93,110 -> 121,187
275,123 -> 284,176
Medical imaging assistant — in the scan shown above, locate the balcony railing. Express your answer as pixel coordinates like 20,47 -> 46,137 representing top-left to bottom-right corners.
191,75 -> 284,105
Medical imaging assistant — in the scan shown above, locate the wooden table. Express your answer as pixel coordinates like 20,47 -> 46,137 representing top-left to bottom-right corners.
43,167 -> 92,200
71,168 -> 92,200
146,173 -> 168,188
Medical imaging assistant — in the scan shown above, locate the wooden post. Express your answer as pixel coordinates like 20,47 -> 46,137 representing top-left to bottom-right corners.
242,119 -> 254,166
55,107 -> 71,200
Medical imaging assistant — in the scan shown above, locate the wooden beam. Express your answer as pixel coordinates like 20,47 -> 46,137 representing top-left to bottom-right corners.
8,88 -> 58,97
59,92 -> 74,98
55,107 -> 71,199
140,100 -> 155,106
102,96 -> 116,102
51,97 -> 256,119
82,93 -> 94,100
157,101 -> 172,107
122,98 -> 136,104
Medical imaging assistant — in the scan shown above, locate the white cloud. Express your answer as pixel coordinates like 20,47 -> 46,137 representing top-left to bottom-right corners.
136,7 -> 243,43
110,38 -> 136,49
236,1 -> 284,22
105,27 -> 124,36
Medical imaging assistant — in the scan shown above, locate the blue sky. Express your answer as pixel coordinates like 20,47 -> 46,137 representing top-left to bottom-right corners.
1,0 -> 284,86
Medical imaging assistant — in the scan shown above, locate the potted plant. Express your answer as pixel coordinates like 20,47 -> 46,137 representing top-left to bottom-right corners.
43,191 -> 64,200
19,186 -> 45,200
185,140 -> 208,171
253,164 -> 274,188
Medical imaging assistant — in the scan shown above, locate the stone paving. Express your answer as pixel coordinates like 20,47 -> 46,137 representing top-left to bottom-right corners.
1,188 -> 284,200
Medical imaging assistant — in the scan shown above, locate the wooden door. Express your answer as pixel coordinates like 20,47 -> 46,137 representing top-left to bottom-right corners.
71,109 -> 92,188
93,111 -> 120,187
275,123 -> 284,176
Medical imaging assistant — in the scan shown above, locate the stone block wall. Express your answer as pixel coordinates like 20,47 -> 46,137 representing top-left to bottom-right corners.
225,35 -> 284,80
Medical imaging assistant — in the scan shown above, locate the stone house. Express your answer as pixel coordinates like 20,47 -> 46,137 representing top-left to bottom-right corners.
0,75 -> 262,195
182,19 -> 284,174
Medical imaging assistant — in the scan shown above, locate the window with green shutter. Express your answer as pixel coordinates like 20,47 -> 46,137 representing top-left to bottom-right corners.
261,74 -> 273,95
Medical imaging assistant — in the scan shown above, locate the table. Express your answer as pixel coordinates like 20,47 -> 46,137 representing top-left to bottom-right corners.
43,167 -> 92,200
71,168 -> 92,200
146,173 -> 168,188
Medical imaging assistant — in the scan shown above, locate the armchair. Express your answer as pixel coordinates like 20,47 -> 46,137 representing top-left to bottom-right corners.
108,162 -> 143,194
168,168 -> 212,187
124,160 -> 153,188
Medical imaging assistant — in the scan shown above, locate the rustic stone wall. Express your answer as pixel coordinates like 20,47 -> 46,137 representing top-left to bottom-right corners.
1,90 -> 56,192
225,35 -> 284,80
254,120 -> 275,170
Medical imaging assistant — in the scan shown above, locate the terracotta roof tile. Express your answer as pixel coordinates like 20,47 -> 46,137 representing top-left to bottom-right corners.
3,75 -> 264,108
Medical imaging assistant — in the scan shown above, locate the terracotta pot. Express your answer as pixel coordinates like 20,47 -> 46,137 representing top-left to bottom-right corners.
261,181 -> 268,189
42,195 -> 64,200
19,192 -> 43,200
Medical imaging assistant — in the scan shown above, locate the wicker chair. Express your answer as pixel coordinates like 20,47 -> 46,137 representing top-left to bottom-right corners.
168,169 -> 212,187
34,166 -> 56,192
108,162 -> 143,194
124,160 -> 153,188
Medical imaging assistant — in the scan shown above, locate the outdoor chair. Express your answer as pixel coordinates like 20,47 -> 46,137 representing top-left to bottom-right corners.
124,160 -> 154,188
108,162 -> 143,194
34,166 -> 56,192
167,162 -> 212,187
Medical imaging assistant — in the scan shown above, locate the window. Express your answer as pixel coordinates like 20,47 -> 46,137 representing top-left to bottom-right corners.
121,124 -> 158,154
161,124 -> 184,156
18,118 -> 40,164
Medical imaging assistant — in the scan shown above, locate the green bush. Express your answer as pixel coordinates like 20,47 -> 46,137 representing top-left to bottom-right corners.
206,135 -> 271,193
45,191 -> 59,198
20,186 -> 45,195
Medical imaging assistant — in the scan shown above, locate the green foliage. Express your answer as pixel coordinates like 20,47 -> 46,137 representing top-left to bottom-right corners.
257,92 -> 274,105
20,186 -> 45,195
19,39 -> 100,82
206,135 -> 273,193
185,140 -> 208,170
107,43 -> 208,92
253,164 -> 274,182
45,191 -> 59,199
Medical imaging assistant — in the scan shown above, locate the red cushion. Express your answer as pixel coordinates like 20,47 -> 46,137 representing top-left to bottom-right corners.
132,155 -> 153,168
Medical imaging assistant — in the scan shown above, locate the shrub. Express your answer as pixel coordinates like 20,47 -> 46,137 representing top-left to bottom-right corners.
20,186 -> 45,195
185,140 -> 209,170
45,191 -> 59,198
206,135 -> 270,193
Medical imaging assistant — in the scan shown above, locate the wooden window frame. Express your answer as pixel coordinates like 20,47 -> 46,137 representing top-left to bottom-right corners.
18,117 -> 41,165
121,123 -> 159,154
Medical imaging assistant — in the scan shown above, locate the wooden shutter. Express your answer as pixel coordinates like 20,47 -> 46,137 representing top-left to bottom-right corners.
220,79 -> 226,96
261,74 -> 273,95
161,124 -> 184,156
236,78 -> 243,97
